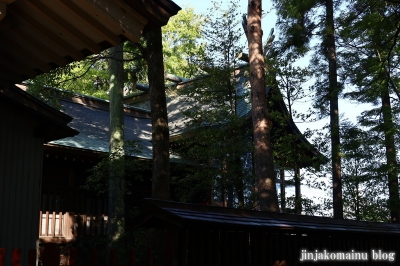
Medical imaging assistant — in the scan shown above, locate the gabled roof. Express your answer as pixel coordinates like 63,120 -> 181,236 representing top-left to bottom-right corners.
123,68 -> 327,167
0,0 -> 180,87
49,92 -> 154,159
41,91 -> 181,162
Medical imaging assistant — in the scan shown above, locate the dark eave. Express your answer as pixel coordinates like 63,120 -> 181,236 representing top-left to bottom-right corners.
0,0 -> 180,87
134,199 -> 400,235
124,0 -> 181,32
0,85 -> 78,141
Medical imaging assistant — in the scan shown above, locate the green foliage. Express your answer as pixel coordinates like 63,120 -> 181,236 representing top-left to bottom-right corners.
173,0 -> 252,208
338,0 -> 400,104
340,121 -> 391,221
162,7 -> 205,78
82,139 -> 151,258
301,119 -> 393,221
273,0 -> 321,53
336,0 -> 400,221
28,54 -> 111,101
26,63 -> 75,108
82,140 -> 146,196
71,229 -> 148,266
266,51 -> 324,169
59,55 -> 110,98
284,195 -> 326,216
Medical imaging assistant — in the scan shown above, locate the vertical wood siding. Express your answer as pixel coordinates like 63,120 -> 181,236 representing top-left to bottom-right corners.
39,195 -> 108,239
0,109 -> 43,265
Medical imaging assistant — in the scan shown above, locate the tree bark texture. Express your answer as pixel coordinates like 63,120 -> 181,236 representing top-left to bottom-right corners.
108,42 -> 125,246
280,168 -> 286,211
145,28 -> 171,261
294,166 -> 301,214
146,27 -> 171,200
247,0 -> 279,212
381,88 -> 400,223
326,0 -> 343,219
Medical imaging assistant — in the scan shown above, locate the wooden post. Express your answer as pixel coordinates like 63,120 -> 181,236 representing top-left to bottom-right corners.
45,211 -> 50,236
69,247 -> 77,266
90,249 -> 98,266
177,229 -> 186,266
52,211 -> 56,236
42,243 -> 60,266
83,214 -> 87,236
146,250 -> 154,266
11,248 -> 21,266
164,224 -> 173,266
109,249 -> 117,266
28,249 -> 36,266
58,211 -> 63,236
128,250 -> 136,266
0,248 -> 4,266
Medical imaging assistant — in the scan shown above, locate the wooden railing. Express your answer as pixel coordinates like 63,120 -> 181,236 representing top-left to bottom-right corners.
40,192 -> 108,240
39,211 -> 108,239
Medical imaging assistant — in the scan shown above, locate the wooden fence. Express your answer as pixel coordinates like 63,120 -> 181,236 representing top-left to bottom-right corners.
0,245 -> 165,266
40,192 -> 109,240
39,211 -> 108,239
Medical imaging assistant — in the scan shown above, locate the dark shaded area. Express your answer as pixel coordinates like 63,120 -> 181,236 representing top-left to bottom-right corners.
133,199 -> 400,265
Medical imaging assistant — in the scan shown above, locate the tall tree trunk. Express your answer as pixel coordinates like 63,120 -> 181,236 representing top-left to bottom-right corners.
145,27 -> 170,262
108,43 -> 125,247
375,44 -> 400,223
234,156 -> 245,209
221,157 -> 228,207
381,87 -> 400,223
326,0 -> 343,219
147,27 -> 170,200
280,167 -> 285,212
247,0 -> 279,212
294,166 -> 301,214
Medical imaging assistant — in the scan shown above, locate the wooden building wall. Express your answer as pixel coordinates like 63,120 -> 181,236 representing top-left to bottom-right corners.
39,150 -> 154,242
0,108 -> 43,265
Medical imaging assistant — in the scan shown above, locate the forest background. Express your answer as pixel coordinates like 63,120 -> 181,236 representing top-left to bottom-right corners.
27,0 -> 400,226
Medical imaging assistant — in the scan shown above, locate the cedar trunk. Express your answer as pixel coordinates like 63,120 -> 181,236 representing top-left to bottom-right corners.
147,27 -> 170,200
326,0 -> 343,219
145,27 -> 170,262
381,88 -> 399,223
247,0 -> 279,212
108,43 -> 125,246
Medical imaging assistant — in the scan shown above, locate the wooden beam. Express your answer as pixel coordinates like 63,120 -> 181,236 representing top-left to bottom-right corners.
111,0 -> 148,24
6,29 -> 69,67
0,37 -> 52,73
57,0 -> 121,46
8,5 -> 84,61
23,0 -> 102,54
0,11 -> 11,29
0,2 -> 5,21
88,0 -> 148,42
0,0 -> 16,21
0,66 -> 23,83
0,51 -> 38,78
